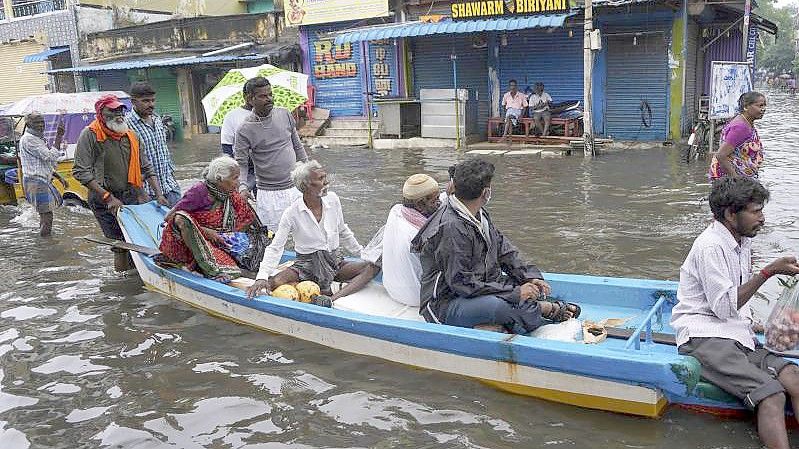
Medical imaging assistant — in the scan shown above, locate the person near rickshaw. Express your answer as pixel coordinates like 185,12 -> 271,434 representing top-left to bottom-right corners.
73,94 -> 169,271
18,113 -> 67,237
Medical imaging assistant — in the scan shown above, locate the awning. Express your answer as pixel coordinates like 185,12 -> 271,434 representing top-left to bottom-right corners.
46,44 -> 298,74
23,47 -> 70,63
333,13 -> 576,44
751,14 -> 778,36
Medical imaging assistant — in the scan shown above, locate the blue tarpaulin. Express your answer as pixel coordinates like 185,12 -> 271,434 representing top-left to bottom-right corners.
332,13 -> 576,44
23,47 -> 70,63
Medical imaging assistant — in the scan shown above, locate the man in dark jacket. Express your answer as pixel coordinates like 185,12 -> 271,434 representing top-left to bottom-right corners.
411,159 -> 579,333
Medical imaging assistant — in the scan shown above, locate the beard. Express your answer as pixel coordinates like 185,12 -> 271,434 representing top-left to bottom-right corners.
106,119 -> 128,134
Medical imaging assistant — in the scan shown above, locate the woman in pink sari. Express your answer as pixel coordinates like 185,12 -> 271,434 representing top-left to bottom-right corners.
709,91 -> 766,180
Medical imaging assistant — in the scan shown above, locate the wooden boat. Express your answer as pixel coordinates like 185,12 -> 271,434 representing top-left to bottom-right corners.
117,202 -> 752,419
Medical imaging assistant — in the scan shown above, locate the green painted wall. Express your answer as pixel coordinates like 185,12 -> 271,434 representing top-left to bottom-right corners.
129,68 -> 184,141
669,17 -> 684,141
247,0 -> 275,13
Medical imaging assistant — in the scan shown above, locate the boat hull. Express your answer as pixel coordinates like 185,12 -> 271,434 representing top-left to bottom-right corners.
116,203 -> 749,419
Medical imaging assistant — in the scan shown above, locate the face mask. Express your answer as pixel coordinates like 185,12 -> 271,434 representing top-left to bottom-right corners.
484,187 -> 492,205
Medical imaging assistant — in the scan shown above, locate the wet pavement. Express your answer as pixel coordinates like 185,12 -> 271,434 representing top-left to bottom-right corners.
0,90 -> 797,448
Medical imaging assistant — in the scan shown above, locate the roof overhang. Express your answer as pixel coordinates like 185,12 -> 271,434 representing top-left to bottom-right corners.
47,44 -> 298,74
331,13 -> 577,44
23,46 -> 70,63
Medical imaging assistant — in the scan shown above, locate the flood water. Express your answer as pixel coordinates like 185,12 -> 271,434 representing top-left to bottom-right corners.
0,91 -> 797,448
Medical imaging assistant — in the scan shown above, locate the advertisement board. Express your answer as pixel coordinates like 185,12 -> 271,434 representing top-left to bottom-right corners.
709,61 -> 753,120
285,0 -> 389,26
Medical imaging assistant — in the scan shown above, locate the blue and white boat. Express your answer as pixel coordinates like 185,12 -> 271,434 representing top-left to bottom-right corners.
117,202 -> 749,419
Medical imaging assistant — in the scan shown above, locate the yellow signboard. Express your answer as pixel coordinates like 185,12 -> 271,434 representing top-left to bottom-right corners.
451,0 -> 568,20
285,0 -> 390,27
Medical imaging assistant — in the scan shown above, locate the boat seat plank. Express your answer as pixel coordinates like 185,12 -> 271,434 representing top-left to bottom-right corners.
333,282 -> 424,322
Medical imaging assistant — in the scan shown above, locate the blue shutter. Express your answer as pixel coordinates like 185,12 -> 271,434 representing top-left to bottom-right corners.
605,33 -> 669,141
306,23 -> 365,117
94,71 -> 130,92
411,35 -> 488,136
498,29 -> 583,102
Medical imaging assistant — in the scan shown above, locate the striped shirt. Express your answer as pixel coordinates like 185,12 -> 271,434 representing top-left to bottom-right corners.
670,220 -> 757,350
126,109 -> 180,196
19,131 -> 61,180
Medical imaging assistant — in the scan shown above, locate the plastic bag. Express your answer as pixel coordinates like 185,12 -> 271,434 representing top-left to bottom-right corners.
531,319 -> 583,342
764,276 -> 799,355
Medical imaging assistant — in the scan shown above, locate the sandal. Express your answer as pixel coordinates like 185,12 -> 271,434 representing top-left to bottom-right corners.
542,300 -> 581,322
310,295 -> 333,308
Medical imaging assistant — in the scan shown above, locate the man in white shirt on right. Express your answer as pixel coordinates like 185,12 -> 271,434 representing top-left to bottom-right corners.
671,177 -> 799,449
526,82 -> 553,137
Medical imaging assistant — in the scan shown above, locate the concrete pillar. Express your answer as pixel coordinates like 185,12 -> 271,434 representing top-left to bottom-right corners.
176,67 -> 196,139
3,0 -> 13,20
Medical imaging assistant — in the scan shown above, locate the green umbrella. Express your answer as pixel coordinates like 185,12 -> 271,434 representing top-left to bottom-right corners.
202,64 -> 309,126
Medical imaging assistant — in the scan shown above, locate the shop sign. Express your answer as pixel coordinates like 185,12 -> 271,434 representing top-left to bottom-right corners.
312,40 -> 357,79
450,0 -> 568,20
286,0 -> 389,27
370,40 -> 397,97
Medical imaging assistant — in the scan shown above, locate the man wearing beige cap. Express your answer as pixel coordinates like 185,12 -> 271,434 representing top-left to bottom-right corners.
363,174 -> 442,306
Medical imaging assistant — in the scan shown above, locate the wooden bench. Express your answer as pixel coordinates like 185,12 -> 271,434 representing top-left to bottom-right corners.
487,116 -> 583,142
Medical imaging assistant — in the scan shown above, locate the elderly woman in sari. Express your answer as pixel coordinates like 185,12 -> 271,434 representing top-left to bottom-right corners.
159,156 -> 262,283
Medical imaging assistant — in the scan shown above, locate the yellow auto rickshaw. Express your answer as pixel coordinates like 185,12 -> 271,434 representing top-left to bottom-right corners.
0,91 -> 131,207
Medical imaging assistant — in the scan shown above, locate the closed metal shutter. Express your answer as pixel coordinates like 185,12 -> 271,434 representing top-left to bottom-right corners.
146,68 -> 184,140
306,23 -> 366,117
0,41 -> 49,104
412,35 -> 488,136
90,71 -> 131,92
499,29 -> 583,102
683,20 -> 699,136
605,33 -> 669,141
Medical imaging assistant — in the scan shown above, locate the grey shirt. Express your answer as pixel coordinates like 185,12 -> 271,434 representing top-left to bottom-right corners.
233,108 -> 307,191
73,127 -> 155,193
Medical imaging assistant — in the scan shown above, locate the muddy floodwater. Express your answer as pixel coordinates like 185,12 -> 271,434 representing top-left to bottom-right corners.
0,91 -> 797,448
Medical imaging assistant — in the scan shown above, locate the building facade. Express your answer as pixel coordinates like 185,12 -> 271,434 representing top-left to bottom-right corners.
294,0 -> 775,142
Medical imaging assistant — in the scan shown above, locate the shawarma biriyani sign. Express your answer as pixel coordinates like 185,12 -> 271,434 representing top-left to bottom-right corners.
285,0 -> 390,26
451,0 -> 569,19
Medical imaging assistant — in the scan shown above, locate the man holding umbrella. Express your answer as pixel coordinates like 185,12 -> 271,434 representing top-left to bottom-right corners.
233,76 -> 308,231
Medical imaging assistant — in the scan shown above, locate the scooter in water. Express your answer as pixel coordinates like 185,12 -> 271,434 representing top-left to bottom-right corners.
162,114 -> 176,141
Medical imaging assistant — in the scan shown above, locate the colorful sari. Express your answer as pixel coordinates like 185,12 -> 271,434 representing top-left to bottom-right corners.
159,181 -> 256,278
709,118 -> 764,179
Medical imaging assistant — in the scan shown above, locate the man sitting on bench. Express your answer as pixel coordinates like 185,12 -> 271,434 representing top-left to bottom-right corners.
501,80 -> 527,142
527,82 -> 553,137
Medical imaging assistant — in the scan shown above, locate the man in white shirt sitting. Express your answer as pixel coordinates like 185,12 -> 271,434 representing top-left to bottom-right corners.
246,160 -> 378,303
372,173 -> 441,306
671,177 -> 799,449
526,82 -> 553,137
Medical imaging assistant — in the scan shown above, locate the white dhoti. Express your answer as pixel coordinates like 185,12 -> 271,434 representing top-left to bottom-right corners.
256,187 -> 302,231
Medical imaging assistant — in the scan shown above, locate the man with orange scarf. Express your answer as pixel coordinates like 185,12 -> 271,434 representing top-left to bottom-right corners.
73,94 -> 168,271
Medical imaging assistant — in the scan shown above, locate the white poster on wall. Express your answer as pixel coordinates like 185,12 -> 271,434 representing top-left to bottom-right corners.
709,61 -> 753,119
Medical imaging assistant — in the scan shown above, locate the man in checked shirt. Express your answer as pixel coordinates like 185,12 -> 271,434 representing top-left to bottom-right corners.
126,82 -> 181,206
671,177 -> 799,449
